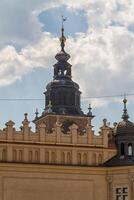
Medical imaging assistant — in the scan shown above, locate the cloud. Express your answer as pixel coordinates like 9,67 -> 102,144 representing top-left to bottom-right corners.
0,0 -> 134,108
0,33 -> 59,86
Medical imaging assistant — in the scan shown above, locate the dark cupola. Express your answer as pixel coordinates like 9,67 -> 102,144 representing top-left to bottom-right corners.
115,97 -> 134,157
104,98 -> 134,166
44,19 -> 83,116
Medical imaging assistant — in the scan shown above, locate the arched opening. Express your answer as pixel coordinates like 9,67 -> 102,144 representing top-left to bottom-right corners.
13,150 -> 17,161
45,151 -> 49,163
67,152 -> 71,164
128,143 -> 132,156
2,149 -> 6,161
78,153 -> 81,165
92,153 -> 96,165
61,152 -> 65,164
120,143 -> 125,156
29,151 -> 33,162
35,151 -> 39,162
51,152 -> 56,164
83,153 -> 87,165
19,150 -> 23,162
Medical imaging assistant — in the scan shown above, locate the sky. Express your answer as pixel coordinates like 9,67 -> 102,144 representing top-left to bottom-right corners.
0,0 -> 134,132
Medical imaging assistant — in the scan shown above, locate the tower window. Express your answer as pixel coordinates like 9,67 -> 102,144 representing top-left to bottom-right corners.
120,143 -> 125,156
128,143 -> 132,156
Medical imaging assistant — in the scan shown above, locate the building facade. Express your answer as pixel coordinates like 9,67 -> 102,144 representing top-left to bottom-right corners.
0,25 -> 133,200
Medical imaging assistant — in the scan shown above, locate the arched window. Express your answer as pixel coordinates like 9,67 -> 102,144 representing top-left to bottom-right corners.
120,143 -> 125,156
35,151 -> 39,162
2,149 -> 6,161
83,153 -> 87,165
13,150 -> 17,161
29,151 -> 33,162
92,153 -> 96,165
45,151 -> 49,163
128,143 -> 132,156
61,152 -> 65,164
19,150 -> 23,161
67,152 -> 71,164
51,152 -> 56,164
78,153 -> 81,165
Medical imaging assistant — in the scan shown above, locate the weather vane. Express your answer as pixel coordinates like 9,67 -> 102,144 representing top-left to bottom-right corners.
61,15 -> 67,29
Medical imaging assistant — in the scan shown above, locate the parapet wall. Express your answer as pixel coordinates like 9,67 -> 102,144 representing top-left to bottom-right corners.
0,114 -> 116,166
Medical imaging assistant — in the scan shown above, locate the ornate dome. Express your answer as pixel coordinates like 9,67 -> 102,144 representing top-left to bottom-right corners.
46,79 -> 79,90
115,120 -> 134,135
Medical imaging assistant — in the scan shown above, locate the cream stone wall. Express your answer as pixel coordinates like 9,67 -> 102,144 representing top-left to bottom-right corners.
0,114 -> 122,200
0,163 -> 107,200
107,166 -> 134,200
0,163 -> 133,200
0,115 -> 116,166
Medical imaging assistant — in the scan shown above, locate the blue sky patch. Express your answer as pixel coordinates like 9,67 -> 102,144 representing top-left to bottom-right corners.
38,6 -> 88,37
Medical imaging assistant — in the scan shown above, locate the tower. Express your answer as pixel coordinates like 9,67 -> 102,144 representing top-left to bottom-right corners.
44,19 -> 82,115
105,97 -> 134,166
34,19 -> 94,133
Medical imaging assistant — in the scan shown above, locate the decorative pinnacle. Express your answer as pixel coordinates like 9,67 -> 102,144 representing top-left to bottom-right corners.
87,104 -> 92,116
122,96 -> 129,121
60,16 -> 67,51
24,113 -> 28,122
35,108 -> 39,119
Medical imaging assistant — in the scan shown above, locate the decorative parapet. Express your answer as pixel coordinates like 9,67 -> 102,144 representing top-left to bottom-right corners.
0,115 -> 116,166
0,115 -> 114,149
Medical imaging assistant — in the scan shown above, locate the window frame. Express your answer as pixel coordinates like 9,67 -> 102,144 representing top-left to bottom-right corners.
114,185 -> 129,200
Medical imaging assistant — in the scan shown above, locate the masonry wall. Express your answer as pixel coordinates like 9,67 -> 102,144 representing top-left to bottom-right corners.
0,163 -> 133,200
0,163 -> 107,200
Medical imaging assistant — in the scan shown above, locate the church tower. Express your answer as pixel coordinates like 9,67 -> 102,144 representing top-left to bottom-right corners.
44,20 -> 82,116
34,20 -> 94,133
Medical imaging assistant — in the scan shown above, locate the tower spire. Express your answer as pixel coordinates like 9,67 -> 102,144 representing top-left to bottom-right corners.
122,95 -> 129,121
60,16 -> 67,52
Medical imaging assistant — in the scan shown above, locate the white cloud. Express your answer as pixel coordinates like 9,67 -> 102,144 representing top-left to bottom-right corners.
0,33 -> 59,86
0,0 -> 134,108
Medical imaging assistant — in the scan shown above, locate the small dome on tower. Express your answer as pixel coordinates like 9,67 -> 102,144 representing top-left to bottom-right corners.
114,97 -> 134,135
115,120 -> 134,135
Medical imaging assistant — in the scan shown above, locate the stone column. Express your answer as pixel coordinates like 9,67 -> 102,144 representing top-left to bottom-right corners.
40,148 -> 45,163
86,124 -> 93,145
23,148 -> 28,162
5,120 -> 15,140
128,174 -> 134,200
22,113 -> 30,141
55,122 -> 61,143
106,176 -> 113,200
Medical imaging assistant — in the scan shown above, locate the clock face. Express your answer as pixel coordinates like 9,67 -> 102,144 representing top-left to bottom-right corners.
61,119 -> 75,134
